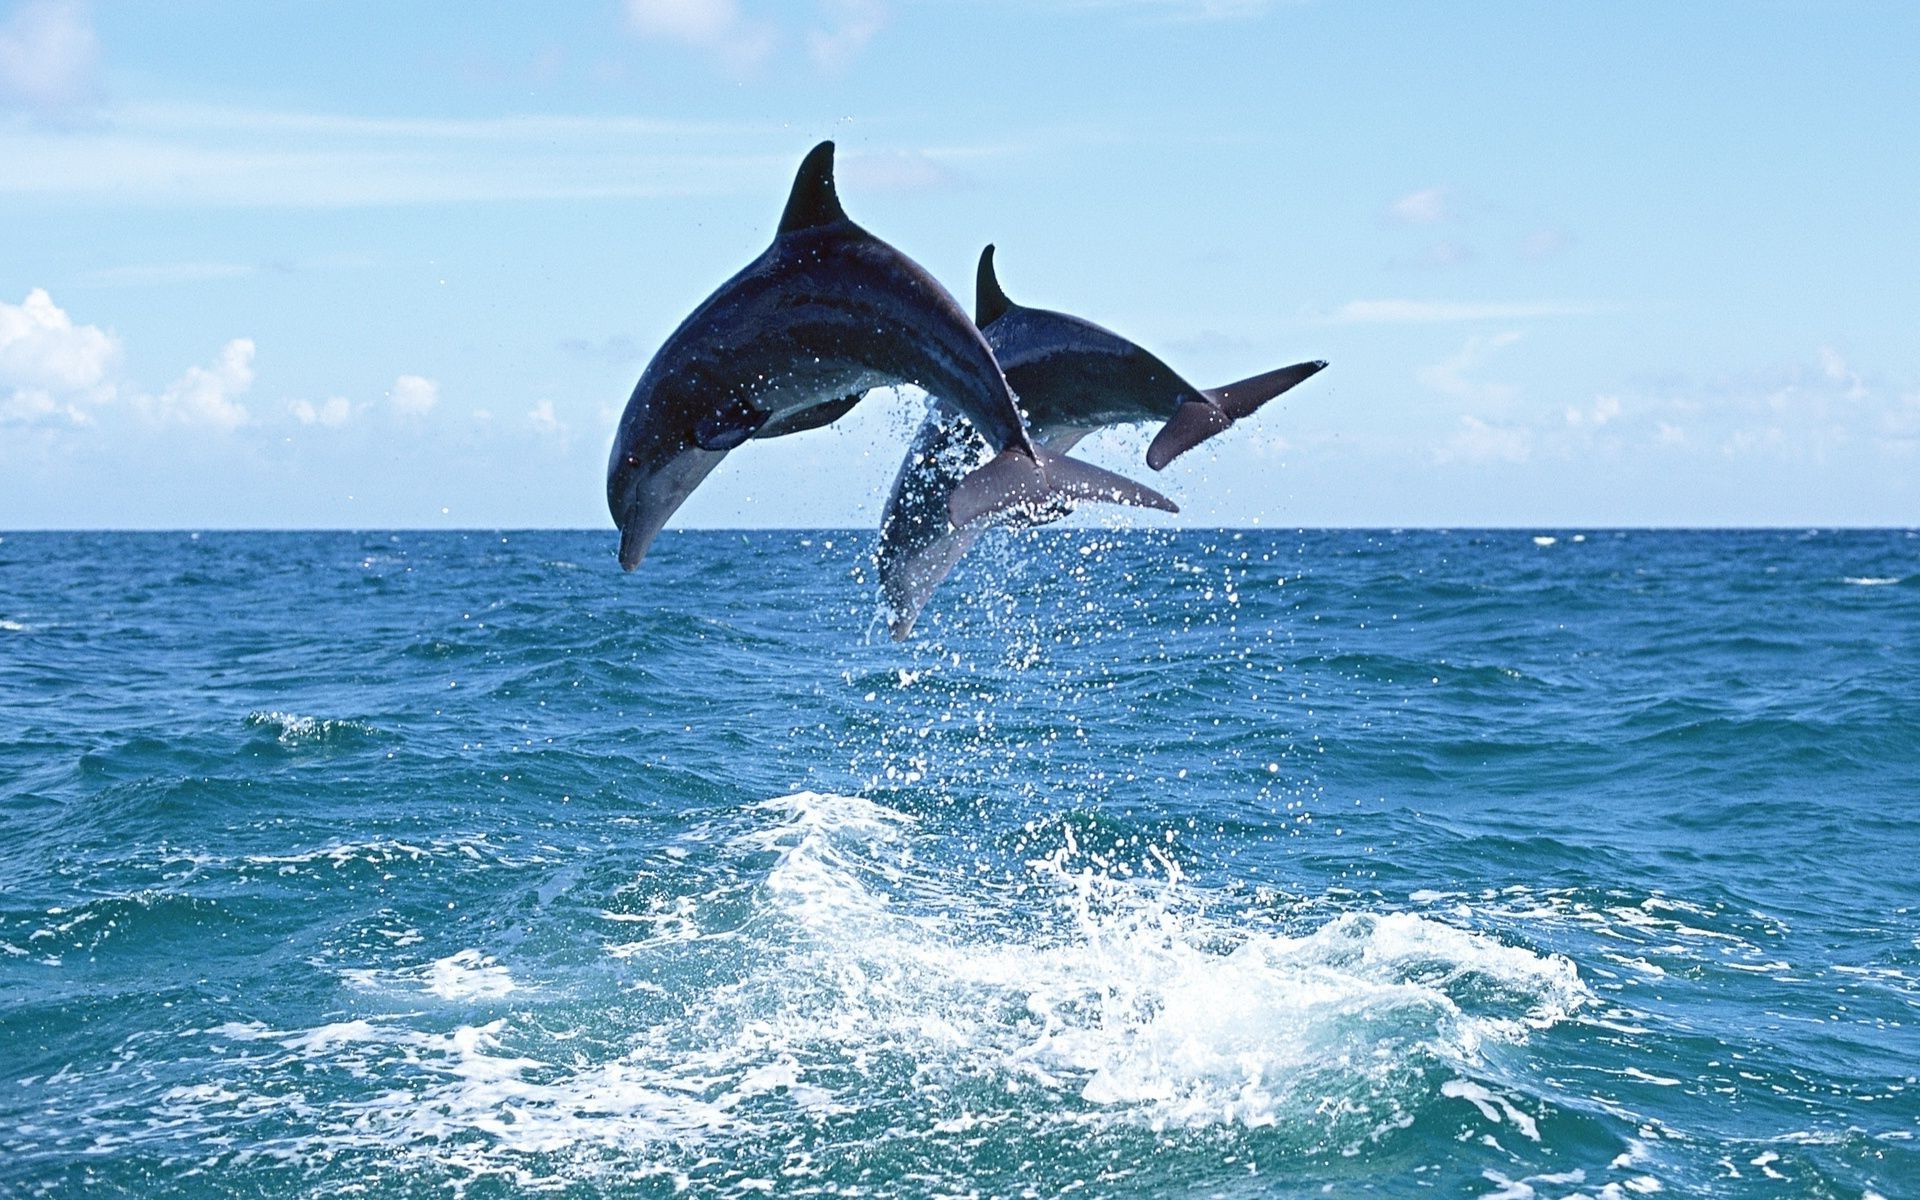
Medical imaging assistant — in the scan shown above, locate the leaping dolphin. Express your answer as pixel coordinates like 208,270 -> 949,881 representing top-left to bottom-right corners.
606,143 -> 1176,569
875,245 -> 1326,637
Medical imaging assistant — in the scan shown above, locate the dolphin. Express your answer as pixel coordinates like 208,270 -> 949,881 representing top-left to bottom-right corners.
606,143 -> 1176,569
875,244 -> 1326,637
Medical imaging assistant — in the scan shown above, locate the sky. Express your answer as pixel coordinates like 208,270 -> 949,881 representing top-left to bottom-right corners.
1,0 -> 1916,530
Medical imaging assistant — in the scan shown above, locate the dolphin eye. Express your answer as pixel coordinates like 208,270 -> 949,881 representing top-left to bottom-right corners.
624,453 -> 641,468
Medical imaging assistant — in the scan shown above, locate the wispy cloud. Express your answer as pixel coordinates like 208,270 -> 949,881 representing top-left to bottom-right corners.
1386,186 -> 1450,226
1331,299 -> 1601,324
81,261 -> 261,287
1066,0 -> 1286,22
1419,330 -> 1523,407
623,0 -> 777,75
119,101 -> 765,141
808,0 -> 888,72
1430,346 -> 1920,470
290,395 -> 353,428
79,254 -> 375,288
622,0 -> 890,75
0,101 -> 1010,207
0,0 -> 96,114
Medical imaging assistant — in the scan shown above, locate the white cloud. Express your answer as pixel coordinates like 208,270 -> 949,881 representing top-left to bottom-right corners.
0,287 -> 117,422
1443,348 -> 1919,470
624,0 -> 777,74
290,396 -> 353,428
1388,186 -> 1450,225
2,288 -> 262,429
389,374 -> 438,416
807,0 -> 886,72
623,0 -> 896,74
1418,330 -> 1523,407
527,399 -> 568,438
1564,394 -> 1621,428
140,339 -> 254,429
1817,345 -> 1868,400
1332,299 -> 1600,324
1436,415 -> 1533,465
0,0 -> 96,113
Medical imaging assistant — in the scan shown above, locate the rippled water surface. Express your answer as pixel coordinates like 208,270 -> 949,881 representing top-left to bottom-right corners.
1,528 -> 1917,1198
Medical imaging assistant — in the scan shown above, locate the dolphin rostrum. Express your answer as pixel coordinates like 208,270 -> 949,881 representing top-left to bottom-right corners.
875,244 -> 1326,637
606,143 -> 1176,569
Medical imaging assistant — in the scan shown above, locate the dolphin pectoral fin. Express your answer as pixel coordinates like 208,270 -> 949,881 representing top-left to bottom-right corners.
694,398 -> 770,451
949,448 -> 1178,530
755,392 -> 863,439
1207,359 -> 1328,419
1146,399 -> 1233,470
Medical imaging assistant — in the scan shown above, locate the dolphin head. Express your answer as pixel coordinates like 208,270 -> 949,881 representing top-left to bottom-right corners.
606,370 -> 726,570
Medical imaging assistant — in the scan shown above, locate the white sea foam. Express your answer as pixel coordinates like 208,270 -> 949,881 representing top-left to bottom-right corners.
0,618 -> 26,631
1843,576 -> 1901,586
1443,1079 -> 1541,1141
109,792 -> 1592,1190
244,710 -> 375,745
342,949 -> 519,1001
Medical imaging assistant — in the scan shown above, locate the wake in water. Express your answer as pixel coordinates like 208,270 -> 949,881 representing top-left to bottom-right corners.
61,791 -> 1590,1197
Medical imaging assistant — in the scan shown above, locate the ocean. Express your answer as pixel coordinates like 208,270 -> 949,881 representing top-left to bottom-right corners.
1,528 -> 1916,1199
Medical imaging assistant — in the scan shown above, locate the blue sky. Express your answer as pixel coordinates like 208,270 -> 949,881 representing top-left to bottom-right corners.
2,0 -> 1915,529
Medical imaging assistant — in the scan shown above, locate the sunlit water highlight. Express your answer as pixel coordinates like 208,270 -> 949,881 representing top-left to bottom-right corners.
1,529 -> 1916,1198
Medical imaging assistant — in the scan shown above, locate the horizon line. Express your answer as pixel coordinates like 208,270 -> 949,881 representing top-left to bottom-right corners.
4,525 -> 1916,536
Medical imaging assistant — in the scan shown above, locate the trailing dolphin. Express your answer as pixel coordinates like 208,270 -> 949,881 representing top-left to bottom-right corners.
875,244 -> 1325,637
606,143 -> 1175,569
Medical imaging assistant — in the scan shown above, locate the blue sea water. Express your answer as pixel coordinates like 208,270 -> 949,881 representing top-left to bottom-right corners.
1,527 -> 1917,1199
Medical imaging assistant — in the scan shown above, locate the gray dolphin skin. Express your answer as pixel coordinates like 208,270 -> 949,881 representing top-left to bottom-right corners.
875,244 -> 1326,638
606,142 -> 1176,570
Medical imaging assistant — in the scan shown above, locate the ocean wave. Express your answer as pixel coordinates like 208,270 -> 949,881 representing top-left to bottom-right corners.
243,710 -> 378,746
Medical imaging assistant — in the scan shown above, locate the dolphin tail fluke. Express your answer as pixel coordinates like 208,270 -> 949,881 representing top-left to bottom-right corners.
1145,400 -> 1232,471
1145,359 -> 1328,470
949,447 -> 1178,530
1208,359 -> 1328,419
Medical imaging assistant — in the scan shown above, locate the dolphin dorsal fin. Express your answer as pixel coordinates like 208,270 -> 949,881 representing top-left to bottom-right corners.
975,244 -> 1014,327
779,141 -> 848,234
